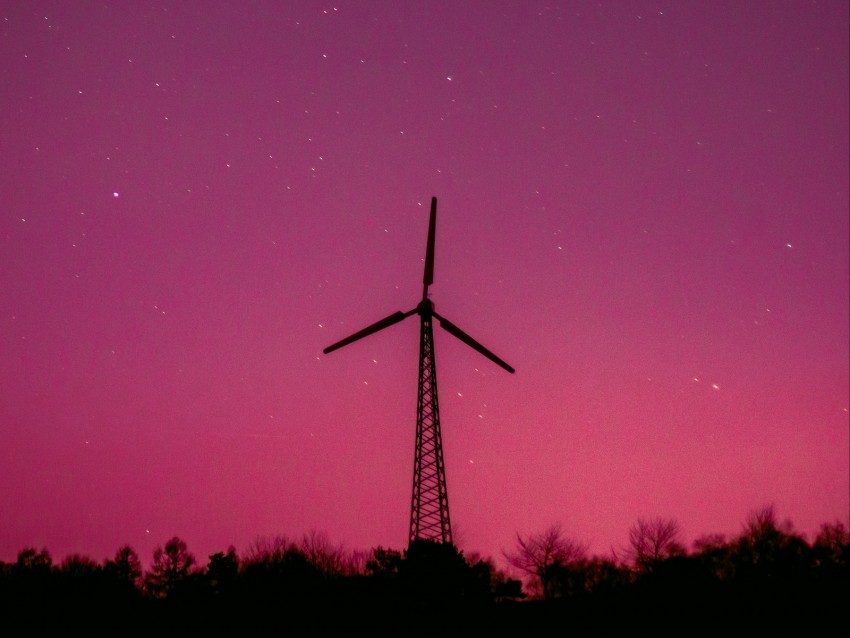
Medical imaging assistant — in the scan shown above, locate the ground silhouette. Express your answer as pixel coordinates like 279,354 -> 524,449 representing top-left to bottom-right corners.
1,510 -> 847,635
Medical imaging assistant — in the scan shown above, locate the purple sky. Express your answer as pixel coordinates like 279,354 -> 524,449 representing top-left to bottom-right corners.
2,1 -> 848,571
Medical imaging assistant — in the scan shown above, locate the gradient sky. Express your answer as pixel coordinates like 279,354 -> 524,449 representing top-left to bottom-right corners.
2,1 -> 848,571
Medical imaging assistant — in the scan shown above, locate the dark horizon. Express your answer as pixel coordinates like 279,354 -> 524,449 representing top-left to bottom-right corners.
3,509 -> 848,635
3,503 -> 846,572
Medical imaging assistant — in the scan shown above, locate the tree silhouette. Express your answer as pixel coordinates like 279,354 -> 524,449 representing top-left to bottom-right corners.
243,534 -> 295,564
14,546 -> 52,572
207,546 -> 239,596
693,532 -> 734,582
11,546 -> 54,598
575,556 -> 630,596
300,529 -> 348,577
4,547 -> 56,632
626,516 -> 685,573
105,544 -> 143,591
145,536 -> 196,599
239,534 -> 323,606
734,504 -> 810,583
58,553 -> 102,592
365,546 -> 403,579
1,509 -> 847,634
812,520 -> 850,576
56,553 -> 115,621
503,523 -> 588,600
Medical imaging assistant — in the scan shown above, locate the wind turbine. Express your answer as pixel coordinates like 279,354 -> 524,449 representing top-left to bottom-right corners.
323,196 -> 514,547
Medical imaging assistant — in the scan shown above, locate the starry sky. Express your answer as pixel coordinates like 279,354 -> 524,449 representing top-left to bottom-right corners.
2,1 -> 848,570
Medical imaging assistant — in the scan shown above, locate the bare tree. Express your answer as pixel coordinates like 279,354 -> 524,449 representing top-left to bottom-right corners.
626,516 -> 685,572
739,504 -> 801,554
503,523 -> 588,600
243,534 -> 296,564
743,504 -> 783,539
814,520 -> 849,549
813,520 -> 850,575
145,536 -> 196,598
300,529 -> 347,577
344,548 -> 369,576
737,504 -> 809,579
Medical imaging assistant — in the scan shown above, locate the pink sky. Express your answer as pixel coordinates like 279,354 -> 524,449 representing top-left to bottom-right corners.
1,1 -> 847,571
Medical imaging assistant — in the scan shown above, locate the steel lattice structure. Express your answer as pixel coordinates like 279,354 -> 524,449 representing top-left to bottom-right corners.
323,197 -> 513,548
409,300 -> 451,544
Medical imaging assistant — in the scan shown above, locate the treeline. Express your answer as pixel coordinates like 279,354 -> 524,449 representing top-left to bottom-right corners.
1,506 -> 847,635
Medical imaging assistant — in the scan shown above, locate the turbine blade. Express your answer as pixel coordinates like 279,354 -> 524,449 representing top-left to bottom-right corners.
323,309 -> 414,354
422,196 -> 437,297
433,312 -> 515,373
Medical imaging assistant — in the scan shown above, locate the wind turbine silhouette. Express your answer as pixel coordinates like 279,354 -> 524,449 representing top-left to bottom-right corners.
323,196 -> 514,547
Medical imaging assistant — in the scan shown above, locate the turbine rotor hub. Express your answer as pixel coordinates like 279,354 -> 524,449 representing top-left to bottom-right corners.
417,299 -> 434,317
